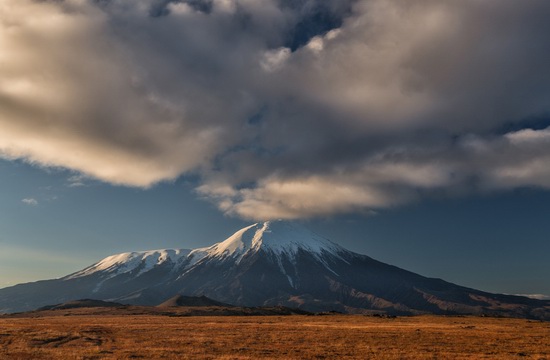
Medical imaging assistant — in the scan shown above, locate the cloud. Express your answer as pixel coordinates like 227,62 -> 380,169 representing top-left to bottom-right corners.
21,198 -> 38,206
67,174 -> 88,188
513,294 -> 550,301
2,0 -> 550,219
198,128 -> 550,219
260,47 -> 291,72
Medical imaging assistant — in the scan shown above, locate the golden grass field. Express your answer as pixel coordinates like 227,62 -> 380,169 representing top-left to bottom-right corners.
0,314 -> 548,359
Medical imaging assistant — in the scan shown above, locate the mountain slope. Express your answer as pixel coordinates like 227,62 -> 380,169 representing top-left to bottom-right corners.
1,221 -> 549,319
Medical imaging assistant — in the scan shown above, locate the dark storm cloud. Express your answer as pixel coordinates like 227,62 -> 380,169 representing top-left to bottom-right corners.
2,0 -> 550,219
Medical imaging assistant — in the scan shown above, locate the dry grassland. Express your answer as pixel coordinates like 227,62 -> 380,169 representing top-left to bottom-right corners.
0,315 -> 548,359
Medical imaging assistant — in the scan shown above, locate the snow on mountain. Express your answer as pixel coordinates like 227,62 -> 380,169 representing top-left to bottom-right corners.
181,221 -> 350,284
198,221 -> 348,263
66,249 -> 191,279
68,221 -> 348,279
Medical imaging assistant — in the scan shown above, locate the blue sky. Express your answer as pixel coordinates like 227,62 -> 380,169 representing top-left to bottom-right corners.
1,0 -> 550,297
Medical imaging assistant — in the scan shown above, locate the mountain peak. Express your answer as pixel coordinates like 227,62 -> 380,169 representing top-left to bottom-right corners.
204,221 -> 346,261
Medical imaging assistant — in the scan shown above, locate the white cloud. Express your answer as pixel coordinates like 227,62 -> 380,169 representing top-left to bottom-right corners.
505,128 -> 550,145
0,0 -> 240,187
260,47 -> 291,72
67,175 -> 87,188
513,294 -> 550,301
21,198 -> 38,206
2,0 -> 550,219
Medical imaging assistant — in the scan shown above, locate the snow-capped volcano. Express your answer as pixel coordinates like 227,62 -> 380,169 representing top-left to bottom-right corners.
66,221 -> 348,286
1,221 -> 549,319
194,221 -> 347,265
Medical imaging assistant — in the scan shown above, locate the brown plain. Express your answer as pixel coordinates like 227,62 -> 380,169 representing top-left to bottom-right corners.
0,315 -> 548,359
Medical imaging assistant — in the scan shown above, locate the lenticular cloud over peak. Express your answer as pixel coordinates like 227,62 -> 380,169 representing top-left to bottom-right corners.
2,0 -> 550,219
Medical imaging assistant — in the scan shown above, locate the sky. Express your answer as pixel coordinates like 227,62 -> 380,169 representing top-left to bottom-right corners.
0,0 -> 549,297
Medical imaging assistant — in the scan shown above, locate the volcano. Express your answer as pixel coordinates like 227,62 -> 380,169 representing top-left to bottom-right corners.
0,221 -> 548,319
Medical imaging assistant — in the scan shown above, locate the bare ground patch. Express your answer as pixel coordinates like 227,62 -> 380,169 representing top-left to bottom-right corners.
0,315 -> 548,359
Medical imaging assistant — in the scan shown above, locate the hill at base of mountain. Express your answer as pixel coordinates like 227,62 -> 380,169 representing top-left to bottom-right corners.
2,295 -> 311,318
37,299 -> 124,311
0,221 -> 548,320
157,295 -> 233,307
